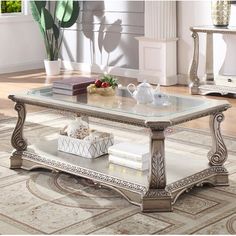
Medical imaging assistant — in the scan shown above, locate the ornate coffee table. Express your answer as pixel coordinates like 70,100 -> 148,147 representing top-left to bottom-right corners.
8,87 -> 231,212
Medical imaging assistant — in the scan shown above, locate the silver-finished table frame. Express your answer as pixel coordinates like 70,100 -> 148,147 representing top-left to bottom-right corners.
8,92 -> 231,212
189,26 -> 236,95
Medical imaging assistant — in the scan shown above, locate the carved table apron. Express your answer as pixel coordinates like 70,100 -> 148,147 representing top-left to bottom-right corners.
8,89 -> 231,212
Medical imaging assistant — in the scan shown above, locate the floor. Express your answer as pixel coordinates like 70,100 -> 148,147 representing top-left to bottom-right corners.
1,111 -> 236,234
1,70 -> 236,234
1,69 -> 236,136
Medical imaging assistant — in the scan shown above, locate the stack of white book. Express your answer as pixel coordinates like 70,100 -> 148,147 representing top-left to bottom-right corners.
108,142 -> 149,171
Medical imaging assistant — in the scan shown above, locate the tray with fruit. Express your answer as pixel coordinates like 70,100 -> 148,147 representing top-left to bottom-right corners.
87,74 -> 118,96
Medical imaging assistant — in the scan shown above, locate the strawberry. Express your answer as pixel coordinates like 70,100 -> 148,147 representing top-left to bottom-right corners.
101,82 -> 110,88
95,79 -> 102,88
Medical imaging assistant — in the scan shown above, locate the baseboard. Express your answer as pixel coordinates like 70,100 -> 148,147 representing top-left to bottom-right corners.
62,60 -> 188,86
0,60 -> 44,74
62,61 -> 139,79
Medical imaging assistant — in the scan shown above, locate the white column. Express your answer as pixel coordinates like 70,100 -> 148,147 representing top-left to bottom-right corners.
137,0 -> 178,86
145,1 -> 176,40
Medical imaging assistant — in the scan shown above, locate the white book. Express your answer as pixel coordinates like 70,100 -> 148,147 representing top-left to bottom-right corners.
108,163 -> 144,176
109,155 -> 149,171
108,142 -> 149,162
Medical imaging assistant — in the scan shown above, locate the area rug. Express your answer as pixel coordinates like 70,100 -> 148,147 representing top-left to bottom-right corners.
0,111 -> 236,234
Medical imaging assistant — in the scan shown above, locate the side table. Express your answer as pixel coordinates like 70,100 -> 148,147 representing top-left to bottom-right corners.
189,26 -> 236,95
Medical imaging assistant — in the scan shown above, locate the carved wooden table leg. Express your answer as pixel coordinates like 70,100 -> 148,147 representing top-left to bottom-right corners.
10,102 -> 27,169
208,112 -> 229,185
141,128 -> 172,212
189,31 -> 200,95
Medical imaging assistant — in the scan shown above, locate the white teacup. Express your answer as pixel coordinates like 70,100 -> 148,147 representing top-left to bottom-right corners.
153,92 -> 170,106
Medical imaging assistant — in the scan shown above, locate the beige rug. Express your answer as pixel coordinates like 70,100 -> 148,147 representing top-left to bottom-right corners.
0,111 -> 236,234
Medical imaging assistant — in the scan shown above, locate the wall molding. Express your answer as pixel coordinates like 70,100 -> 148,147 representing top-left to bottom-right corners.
0,60 -> 43,74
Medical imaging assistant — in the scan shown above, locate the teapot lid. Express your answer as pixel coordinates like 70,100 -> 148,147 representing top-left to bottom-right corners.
137,80 -> 152,88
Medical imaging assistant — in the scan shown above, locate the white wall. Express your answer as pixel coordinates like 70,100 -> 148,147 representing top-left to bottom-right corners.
0,15 -> 45,74
178,1 -> 236,82
61,1 -> 144,77
2,1 -> 236,81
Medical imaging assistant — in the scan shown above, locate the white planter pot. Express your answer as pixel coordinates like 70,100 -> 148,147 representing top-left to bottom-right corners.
44,59 -> 61,76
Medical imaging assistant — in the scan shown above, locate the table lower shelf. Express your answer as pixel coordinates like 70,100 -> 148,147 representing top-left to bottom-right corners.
199,76 -> 236,95
11,138 -> 229,212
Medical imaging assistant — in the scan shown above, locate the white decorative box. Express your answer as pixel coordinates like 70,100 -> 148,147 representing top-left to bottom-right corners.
58,134 -> 114,159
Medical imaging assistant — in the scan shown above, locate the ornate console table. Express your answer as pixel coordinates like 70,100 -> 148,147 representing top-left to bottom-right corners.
189,26 -> 236,95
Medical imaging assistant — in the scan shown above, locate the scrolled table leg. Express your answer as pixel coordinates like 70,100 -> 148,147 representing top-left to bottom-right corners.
10,102 -> 27,169
208,112 -> 229,185
208,112 -> 227,166
189,31 -> 200,95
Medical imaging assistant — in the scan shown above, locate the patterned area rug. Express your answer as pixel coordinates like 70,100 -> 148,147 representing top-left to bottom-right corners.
0,111 -> 236,234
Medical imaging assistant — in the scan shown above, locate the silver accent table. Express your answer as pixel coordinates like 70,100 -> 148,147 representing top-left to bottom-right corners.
189,26 -> 236,95
9,87 -> 231,212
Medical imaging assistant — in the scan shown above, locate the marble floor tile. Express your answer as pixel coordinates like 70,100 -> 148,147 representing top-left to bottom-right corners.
91,213 -> 171,234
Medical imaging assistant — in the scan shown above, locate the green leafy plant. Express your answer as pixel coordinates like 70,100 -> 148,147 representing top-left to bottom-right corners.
30,0 -> 80,61
100,74 -> 118,89
1,1 -> 21,13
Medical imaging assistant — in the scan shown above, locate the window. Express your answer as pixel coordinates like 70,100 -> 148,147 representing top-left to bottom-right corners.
0,0 -> 22,14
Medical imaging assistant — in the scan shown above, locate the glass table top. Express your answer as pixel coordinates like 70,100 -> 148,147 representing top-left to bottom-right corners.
26,87 -> 209,118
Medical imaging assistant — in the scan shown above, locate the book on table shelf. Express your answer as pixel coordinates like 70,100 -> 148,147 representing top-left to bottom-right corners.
53,76 -> 97,90
52,87 -> 87,96
108,142 -> 149,162
108,155 -> 149,171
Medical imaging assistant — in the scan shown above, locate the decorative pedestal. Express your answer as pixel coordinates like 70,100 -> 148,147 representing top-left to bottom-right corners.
137,37 -> 178,86
137,0 -> 177,86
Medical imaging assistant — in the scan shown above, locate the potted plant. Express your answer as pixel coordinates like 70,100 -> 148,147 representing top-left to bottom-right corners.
30,0 -> 80,76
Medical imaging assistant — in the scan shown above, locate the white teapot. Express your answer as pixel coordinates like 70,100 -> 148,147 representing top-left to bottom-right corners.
127,81 -> 153,104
